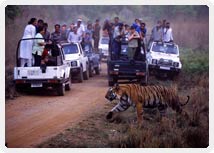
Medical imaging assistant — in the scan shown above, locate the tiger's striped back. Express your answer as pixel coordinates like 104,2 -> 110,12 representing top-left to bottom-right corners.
114,84 -> 187,113
105,84 -> 190,123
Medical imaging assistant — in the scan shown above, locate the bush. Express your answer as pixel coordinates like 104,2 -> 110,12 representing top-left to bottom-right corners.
180,48 -> 209,74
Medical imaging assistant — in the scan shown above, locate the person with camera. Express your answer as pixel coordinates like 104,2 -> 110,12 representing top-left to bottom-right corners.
127,25 -> 140,60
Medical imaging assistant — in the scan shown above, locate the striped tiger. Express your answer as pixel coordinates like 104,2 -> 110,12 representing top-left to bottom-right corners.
105,84 -> 190,125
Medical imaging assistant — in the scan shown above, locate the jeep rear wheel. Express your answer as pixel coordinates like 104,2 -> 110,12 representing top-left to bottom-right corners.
89,64 -> 94,77
57,83 -> 65,96
65,75 -> 72,91
95,66 -> 100,75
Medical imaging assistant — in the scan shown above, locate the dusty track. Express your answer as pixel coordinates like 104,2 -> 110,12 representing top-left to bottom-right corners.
6,63 -> 109,148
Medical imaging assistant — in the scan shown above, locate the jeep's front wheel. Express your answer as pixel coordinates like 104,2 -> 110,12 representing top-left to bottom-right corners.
78,67 -> 84,83
83,64 -> 89,80
89,64 -> 94,77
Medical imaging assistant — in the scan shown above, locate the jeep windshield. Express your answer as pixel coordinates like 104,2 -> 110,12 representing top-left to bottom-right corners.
63,44 -> 79,54
152,43 -> 178,54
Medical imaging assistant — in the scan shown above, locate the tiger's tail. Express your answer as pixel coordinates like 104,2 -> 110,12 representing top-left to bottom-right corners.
180,96 -> 190,106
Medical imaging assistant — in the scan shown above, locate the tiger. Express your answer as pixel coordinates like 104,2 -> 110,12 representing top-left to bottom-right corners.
105,83 -> 190,125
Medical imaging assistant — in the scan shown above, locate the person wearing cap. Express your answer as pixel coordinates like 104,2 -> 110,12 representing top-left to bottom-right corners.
127,25 -> 140,60
76,18 -> 85,40
93,19 -> 101,53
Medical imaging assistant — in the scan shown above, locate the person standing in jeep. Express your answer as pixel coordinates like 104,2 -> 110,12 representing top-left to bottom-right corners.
151,20 -> 163,42
50,24 -> 61,44
127,25 -> 140,60
19,18 -> 37,67
112,23 -> 124,60
163,22 -> 173,43
93,19 -> 101,53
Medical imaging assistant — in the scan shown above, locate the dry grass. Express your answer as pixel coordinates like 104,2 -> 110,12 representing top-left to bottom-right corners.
38,71 -> 209,148
105,72 -> 208,148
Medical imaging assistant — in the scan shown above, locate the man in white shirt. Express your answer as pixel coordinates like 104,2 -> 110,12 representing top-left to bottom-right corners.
19,18 -> 37,67
163,22 -> 173,42
76,18 -> 85,40
67,26 -> 81,43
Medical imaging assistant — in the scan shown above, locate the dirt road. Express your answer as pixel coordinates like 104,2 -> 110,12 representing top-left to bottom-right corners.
6,63 -> 109,148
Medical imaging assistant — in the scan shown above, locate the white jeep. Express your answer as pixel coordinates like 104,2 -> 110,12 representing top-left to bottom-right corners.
62,42 -> 89,82
14,39 -> 72,96
147,42 -> 182,79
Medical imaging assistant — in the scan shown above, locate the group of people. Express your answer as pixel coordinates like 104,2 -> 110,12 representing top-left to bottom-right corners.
19,17 -> 101,67
19,17 -> 174,67
102,17 -> 173,60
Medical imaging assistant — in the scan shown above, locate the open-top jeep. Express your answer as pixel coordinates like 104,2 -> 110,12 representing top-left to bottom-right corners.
147,41 -> 182,79
14,38 -> 71,96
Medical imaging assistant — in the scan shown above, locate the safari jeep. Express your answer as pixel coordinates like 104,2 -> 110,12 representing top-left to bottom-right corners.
62,42 -> 90,83
14,38 -> 71,96
147,41 -> 182,79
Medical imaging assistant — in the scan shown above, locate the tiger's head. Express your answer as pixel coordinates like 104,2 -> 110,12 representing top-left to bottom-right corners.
105,84 -> 122,102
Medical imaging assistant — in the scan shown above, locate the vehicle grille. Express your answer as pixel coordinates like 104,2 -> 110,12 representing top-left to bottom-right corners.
158,59 -> 173,66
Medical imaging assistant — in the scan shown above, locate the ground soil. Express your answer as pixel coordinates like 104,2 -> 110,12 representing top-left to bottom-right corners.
6,63 -> 109,148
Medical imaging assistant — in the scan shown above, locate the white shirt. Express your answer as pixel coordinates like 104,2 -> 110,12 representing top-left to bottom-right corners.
32,33 -> 45,56
76,24 -> 85,37
163,28 -> 173,42
67,32 -> 81,43
19,24 -> 36,59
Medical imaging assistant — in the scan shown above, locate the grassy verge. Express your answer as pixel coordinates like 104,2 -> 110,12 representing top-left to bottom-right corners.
180,48 -> 208,74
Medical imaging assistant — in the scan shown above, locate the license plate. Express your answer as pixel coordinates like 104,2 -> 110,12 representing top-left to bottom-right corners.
160,66 -> 170,70
31,83 -> 43,88
28,70 -> 40,76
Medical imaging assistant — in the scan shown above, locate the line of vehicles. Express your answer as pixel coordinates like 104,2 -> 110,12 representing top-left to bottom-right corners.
106,37 -> 182,86
14,38 -> 101,96
13,36 -> 182,96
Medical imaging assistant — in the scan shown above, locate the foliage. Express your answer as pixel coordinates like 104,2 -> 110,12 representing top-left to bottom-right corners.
5,5 -> 21,23
180,48 -> 209,74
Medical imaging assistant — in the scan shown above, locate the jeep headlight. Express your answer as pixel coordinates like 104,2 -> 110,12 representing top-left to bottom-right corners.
71,61 -> 77,67
173,62 -> 179,67
152,59 -> 158,64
